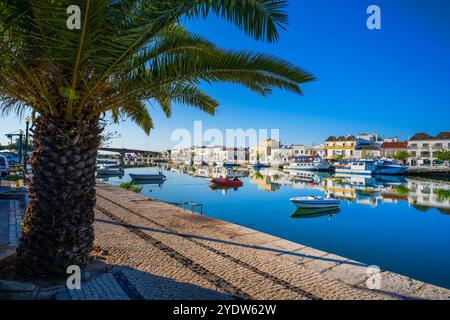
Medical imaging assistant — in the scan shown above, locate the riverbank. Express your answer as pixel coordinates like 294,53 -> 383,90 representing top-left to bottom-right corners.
54,182 -> 448,300
1,182 -> 449,299
406,167 -> 450,180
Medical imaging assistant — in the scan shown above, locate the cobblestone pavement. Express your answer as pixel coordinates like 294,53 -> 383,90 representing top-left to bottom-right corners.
58,183 -> 450,300
0,199 -> 23,253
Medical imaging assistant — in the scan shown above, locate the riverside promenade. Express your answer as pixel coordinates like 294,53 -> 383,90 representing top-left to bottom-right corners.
1,182 -> 449,300
55,182 -> 449,300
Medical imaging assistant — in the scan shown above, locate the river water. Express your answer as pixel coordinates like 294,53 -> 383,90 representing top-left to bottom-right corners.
101,164 -> 450,289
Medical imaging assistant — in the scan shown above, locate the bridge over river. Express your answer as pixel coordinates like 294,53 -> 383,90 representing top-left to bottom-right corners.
98,148 -> 162,166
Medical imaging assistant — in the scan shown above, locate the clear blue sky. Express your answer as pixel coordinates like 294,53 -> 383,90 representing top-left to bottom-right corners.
1,0 -> 449,151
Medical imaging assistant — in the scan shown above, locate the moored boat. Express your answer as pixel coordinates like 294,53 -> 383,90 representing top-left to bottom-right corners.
253,163 -> 270,169
373,160 -> 407,175
290,194 -> 340,209
210,177 -> 243,187
96,165 -> 124,176
335,160 -> 407,176
285,156 -> 331,171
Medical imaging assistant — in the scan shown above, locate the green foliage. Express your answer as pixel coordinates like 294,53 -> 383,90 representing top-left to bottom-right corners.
361,150 -> 373,159
254,172 -> 264,180
4,174 -> 23,181
393,151 -> 409,161
1,0 -> 314,134
120,182 -> 143,193
435,151 -> 450,162
436,189 -> 450,201
395,185 -> 410,195
333,154 -> 344,161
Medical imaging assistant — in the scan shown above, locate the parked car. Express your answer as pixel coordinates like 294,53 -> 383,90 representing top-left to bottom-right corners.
0,154 -> 10,177
5,154 -> 20,165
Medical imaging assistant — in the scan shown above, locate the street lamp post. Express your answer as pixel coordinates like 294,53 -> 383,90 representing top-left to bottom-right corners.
24,117 -> 31,172
18,130 -> 23,165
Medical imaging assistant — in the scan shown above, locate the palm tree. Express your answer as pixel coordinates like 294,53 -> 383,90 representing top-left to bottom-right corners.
0,0 -> 314,278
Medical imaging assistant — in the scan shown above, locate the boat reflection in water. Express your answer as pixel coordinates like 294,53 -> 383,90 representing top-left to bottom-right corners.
96,172 -> 125,181
130,179 -> 166,187
209,184 -> 241,194
291,207 -> 341,220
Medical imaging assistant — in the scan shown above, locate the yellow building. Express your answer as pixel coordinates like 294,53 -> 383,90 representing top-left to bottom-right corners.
324,135 -> 357,159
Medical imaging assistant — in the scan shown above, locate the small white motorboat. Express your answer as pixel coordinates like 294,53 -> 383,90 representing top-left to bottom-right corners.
129,172 -> 166,181
96,165 -> 124,176
290,193 -> 340,209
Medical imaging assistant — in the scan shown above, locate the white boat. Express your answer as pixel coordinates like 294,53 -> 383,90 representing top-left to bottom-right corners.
96,166 -> 124,176
130,173 -> 166,181
290,194 -> 340,209
335,160 -> 407,176
335,161 -> 375,175
285,157 -> 331,171
373,160 -> 407,175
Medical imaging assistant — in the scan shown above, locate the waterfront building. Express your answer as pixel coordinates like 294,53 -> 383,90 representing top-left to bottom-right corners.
170,147 -> 194,164
171,146 -> 249,165
354,146 -> 382,159
271,146 -> 293,165
381,142 -> 408,160
324,135 -> 357,159
407,132 -> 450,166
249,139 -> 281,165
291,144 -> 324,157
325,133 -> 383,160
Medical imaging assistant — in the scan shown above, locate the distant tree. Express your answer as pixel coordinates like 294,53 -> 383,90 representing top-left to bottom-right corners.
393,151 -> 409,162
361,149 -> 373,159
435,151 -> 450,162
333,154 -> 344,161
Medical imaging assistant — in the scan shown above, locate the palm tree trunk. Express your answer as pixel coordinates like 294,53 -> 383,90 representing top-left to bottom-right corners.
16,116 -> 101,278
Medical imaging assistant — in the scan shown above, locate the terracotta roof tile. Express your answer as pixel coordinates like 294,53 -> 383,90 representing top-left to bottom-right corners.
410,133 -> 433,141
381,142 -> 408,149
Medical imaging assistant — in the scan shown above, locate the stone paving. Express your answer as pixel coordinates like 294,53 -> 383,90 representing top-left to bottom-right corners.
56,183 -> 450,300
0,199 -> 22,253
2,182 -> 449,300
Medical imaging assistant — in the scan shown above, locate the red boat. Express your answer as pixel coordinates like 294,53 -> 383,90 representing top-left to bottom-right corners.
210,177 -> 243,187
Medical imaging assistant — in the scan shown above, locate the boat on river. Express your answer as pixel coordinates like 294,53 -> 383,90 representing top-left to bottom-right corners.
290,194 -> 340,209
285,156 -> 332,171
253,163 -> 270,170
335,160 -> 407,176
210,177 -> 243,187
96,165 -> 124,176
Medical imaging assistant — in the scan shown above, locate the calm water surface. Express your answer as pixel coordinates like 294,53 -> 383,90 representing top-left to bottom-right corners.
103,165 -> 450,289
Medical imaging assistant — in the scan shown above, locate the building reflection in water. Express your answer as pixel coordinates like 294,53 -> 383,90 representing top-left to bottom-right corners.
246,168 -> 450,214
158,164 -> 450,215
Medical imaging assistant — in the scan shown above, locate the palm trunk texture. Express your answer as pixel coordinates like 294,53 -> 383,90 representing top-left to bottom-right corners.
16,116 -> 101,278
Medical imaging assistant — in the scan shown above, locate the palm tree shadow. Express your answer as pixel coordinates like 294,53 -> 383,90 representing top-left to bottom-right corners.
110,266 -> 236,300
95,218 -> 367,267
68,265 -> 236,300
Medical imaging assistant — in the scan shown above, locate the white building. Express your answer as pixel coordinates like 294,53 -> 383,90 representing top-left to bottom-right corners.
291,144 -> 325,158
249,139 -> 281,165
407,132 -> 450,166
325,133 -> 383,160
171,146 -> 249,165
